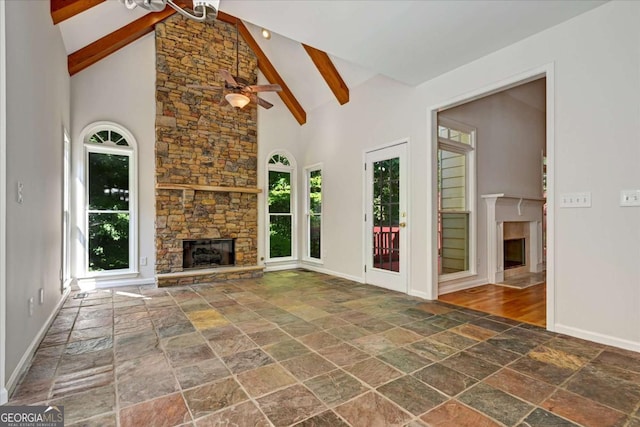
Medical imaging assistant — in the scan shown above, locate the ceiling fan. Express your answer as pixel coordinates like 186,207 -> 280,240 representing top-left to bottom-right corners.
191,70 -> 282,109
189,22 -> 282,109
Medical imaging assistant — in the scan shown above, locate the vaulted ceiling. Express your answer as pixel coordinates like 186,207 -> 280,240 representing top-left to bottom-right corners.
51,0 -> 606,124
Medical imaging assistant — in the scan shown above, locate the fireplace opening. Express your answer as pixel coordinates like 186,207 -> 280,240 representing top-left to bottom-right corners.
504,238 -> 525,269
183,239 -> 235,269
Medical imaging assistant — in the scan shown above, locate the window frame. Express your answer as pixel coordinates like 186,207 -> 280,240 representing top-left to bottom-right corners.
303,163 -> 323,263
62,129 -> 71,289
265,150 -> 297,262
437,118 -> 477,282
81,122 -> 138,278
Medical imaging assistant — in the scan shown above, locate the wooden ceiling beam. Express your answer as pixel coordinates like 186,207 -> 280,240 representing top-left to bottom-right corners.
217,12 -> 306,125
51,0 -> 106,25
303,44 -> 349,105
68,6 -> 177,76
66,6 -> 306,124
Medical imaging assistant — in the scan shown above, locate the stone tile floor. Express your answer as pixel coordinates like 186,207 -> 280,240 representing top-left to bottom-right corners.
7,270 -> 640,426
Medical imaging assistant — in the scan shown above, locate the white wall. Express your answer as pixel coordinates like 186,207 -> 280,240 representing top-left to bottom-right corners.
300,77 -> 418,280
438,87 -> 546,290
4,0 -> 70,389
257,73 -> 304,268
71,34 -> 157,284
441,87 -> 545,199
294,1 -> 640,350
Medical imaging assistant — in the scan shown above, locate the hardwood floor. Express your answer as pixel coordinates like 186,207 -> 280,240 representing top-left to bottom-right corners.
439,283 -> 546,327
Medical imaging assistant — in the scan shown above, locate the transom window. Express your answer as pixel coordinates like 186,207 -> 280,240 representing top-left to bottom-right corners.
267,152 -> 296,261
82,122 -> 138,276
269,154 -> 290,166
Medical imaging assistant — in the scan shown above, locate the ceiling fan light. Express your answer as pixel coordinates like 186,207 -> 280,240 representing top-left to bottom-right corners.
225,93 -> 250,108
261,28 -> 271,40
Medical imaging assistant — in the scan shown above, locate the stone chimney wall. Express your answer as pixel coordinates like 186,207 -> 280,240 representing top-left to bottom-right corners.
154,15 -> 259,278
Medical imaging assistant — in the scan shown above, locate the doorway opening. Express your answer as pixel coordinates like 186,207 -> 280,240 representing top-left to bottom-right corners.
436,76 -> 549,328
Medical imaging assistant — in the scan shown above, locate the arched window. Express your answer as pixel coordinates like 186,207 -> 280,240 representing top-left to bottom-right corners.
266,151 -> 296,261
81,122 -> 138,276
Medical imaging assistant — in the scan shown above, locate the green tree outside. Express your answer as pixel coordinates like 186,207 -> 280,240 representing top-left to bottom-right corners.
88,152 -> 130,271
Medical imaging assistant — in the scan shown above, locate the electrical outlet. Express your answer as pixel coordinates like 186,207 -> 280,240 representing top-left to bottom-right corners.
28,297 -> 34,317
620,189 -> 640,207
560,192 -> 591,208
140,257 -> 148,266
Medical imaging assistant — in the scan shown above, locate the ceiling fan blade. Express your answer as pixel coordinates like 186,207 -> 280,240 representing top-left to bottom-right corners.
246,84 -> 282,93
254,95 -> 274,109
219,69 -> 239,87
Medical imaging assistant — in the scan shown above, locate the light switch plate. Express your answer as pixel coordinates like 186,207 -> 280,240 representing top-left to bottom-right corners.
620,189 -> 640,206
560,192 -> 591,208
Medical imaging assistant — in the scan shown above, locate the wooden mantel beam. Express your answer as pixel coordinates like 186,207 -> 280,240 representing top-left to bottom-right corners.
302,44 -> 349,105
217,12 -> 306,125
68,7 -> 177,76
51,0 -> 105,25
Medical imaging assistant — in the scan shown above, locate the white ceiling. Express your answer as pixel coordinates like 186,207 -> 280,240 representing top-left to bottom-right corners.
57,0 -> 606,111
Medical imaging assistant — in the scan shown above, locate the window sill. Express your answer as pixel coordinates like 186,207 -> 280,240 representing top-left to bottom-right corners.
301,258 -> 323,265
438,271 -> 477,283
265,257 -> 297,264
80,270 -> 139,280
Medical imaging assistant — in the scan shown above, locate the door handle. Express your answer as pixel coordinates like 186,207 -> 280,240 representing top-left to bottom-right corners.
399,222 -> 407,228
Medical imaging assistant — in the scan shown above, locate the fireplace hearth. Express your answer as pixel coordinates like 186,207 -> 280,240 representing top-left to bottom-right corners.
183,239 -> 235,269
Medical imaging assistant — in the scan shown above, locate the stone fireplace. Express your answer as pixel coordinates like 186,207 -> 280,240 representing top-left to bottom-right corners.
482,194 -> 545,284
154,15 -> 263,287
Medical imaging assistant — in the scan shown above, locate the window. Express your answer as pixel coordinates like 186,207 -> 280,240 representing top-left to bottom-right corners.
62,130 -> 71,289
437,119 -> 476,278
267,152 -> 296,260
305,165 -> 322,261
82,123 -> 137,276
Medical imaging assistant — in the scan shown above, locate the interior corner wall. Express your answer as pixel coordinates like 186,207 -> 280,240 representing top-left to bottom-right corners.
438,89 -> 546,290
4,0 -> 70,386
70,34 -> 157,283
300,1 -> 640,349
256,72 -> 304,267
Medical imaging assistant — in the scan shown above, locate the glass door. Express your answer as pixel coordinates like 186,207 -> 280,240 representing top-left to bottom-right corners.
365,143 -> 407,292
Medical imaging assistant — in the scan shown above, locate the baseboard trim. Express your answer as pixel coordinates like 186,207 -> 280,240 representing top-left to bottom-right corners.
438,278 -> 488,296
554,323 -> 640,352
6,287 -> 70,396
408,289 -> 431,300
264,263 -> 299,272
78,277 -> 156,289
299,263 -> 365,284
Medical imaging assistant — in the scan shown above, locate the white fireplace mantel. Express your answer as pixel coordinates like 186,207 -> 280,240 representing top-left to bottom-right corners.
482,193 -> 545,283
